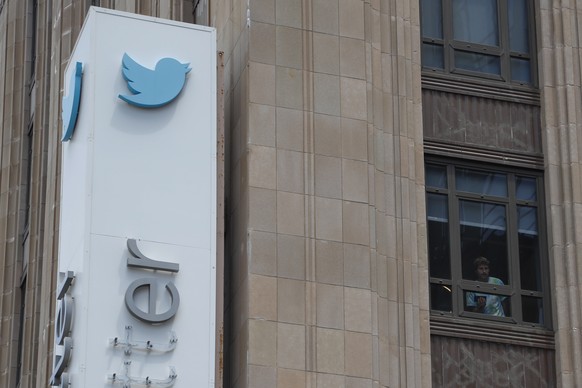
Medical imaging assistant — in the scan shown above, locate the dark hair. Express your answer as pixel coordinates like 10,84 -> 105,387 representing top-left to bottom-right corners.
473,256 -> 490,270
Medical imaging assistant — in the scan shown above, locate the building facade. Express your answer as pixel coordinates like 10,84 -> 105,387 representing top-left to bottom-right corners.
0,0 -> 580,387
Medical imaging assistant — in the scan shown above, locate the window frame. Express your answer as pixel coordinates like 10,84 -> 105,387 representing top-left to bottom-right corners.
420,0 -> 538,90
425,157 -> 552,330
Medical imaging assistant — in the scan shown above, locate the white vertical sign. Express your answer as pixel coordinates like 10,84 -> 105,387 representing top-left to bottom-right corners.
56,7 -> 216,388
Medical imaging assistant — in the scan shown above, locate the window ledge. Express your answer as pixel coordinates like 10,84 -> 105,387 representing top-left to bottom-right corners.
422,72 -> 540,105
424,140 -> 544,170
430,314 -> 554,349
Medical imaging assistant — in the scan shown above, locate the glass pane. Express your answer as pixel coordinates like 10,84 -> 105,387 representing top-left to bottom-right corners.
422,43 -> 444,69
516,176 -> 537,201
421,0 -> 443,39
426,164 -> 447,189
511,57 -> 531,84
519,206 -> 542,291
431,283 -> 452,312
453,0 -> 499,46
454,51 -> 501,75
508,0 -> 530,53
464,290 -> 510,317
459,200 -> 508,283
456,168 -> 507,197
522,296 -> 544,324
427,193 -> 451,279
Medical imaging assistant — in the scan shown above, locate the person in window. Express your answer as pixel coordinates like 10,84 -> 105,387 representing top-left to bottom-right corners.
466,257 -> 506,317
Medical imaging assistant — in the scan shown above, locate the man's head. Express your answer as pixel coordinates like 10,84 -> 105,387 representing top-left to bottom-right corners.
473,257 -> 490,282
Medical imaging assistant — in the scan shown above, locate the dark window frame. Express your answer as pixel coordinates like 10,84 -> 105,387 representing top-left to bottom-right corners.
420,0 -> 538,97
425,156 -> 552,330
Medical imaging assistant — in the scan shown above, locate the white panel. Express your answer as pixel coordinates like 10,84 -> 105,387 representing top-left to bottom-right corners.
90,10 -> 216,248
56,7 -> 217,388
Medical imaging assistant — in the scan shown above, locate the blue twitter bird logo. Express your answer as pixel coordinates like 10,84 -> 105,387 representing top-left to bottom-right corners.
118,53 -> 191,108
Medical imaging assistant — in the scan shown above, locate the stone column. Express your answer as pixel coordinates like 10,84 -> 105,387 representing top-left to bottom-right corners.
224,0 -> 430,386
539,1 -> 582,387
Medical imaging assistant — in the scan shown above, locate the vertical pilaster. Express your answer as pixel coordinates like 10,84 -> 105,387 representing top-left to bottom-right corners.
539,1 -> 582,386
229,0 -> 430,386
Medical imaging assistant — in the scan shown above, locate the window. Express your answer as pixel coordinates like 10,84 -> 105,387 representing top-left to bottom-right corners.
426,160 -> 550,328
420,0 -> 535,86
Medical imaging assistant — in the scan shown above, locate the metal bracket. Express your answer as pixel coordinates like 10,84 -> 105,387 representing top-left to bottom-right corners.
108,361 -> 177,388
109,325 -> 178,356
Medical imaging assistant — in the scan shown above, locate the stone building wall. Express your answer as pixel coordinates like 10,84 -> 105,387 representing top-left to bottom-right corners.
221,0 -> 431,386
539,1 -> 582,386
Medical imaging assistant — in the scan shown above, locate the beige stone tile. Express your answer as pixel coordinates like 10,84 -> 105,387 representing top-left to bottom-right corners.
249,319 -> 277,366
250,22 -> 276,65
345,288 -> 372,332
250,0 -> 275,23
343,243 -> 370,288
249,187 -> 277,232
314,113 -> 342,157
278,368 -> 306,388
345,376 -> 373,387
315,197 -> 343,241
277,149 -> 304,193
342,159 -> 368,202
250,62 -> 276,105
278,234 -> 306,280
316,283 -> 344,329
277,66 -> 303,109
278,278 -> 306,324
340,77 -> 367,120
277,26 -> 303,69
340,37 -> 366,79
344,332 -> 372,378
313,0 -> 339,34
277,323 -> 306,369
277,107 -> 304,151
343,201 -> 369,245
249,145 -> 277,189
249,103 -> 276,147
338,0 -> 364,39
341,118 -> 368,161
316,239 -> 344,285
277,191 -> 305,236
316,328 -> 344,374
317,373 -> 346,388
313,32 -> 340,75
250,274 -> 277,320
249,365 -> 276,387
249,230 -> 277,276
276,0 -> 302,28
315,155 -> 342,199
314,73 -> 340,116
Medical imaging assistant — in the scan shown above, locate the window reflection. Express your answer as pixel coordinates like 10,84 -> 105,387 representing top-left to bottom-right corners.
455,51 -> 501,75
511,57 -> 531,84
453,0 -> 499,46
422,44 -> 445,69
431,284 -> 452,312
519,206 -> 542,291
464,289 -> 511,317
421,0 -> 443,39
508,0 -> 530,53
522,296 -> 544,324
456,168 -> 507,197
516,176 -> 537,201
459,200 -> 508,283
427,193 -> 451,279
426,164 -> 447,189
